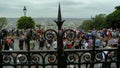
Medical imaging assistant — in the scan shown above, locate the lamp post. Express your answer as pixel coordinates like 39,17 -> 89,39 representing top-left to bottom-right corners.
23,6 -> 27,16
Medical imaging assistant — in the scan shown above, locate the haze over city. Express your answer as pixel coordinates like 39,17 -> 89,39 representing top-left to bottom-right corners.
0,0 -> 120,18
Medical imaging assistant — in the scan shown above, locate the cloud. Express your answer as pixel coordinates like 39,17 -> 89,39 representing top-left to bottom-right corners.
0,0 -> 120,18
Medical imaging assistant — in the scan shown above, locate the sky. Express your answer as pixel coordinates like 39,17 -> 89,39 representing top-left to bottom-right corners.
0,0 -> 120,18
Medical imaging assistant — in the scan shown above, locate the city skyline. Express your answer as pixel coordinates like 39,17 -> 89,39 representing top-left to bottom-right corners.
0,0 -> 120,18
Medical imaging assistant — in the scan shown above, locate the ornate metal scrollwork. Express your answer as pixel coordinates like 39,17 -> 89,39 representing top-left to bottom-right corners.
67,53 -> 78,63
44,29 -> 57,40
107,51 -> 116,61
95,52 -> 103,62
63,29 -> 76,40
45,53 -> 57,64
31,54 -> 40,64
16,54 -> 27,64
3,54 -> 13,64
82,52 -> 91,62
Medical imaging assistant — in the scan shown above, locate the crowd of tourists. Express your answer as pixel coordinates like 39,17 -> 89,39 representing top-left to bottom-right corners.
0,28 -> 120,51
0,28 -> 120,68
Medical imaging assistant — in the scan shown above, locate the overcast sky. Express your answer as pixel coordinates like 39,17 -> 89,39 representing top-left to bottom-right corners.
0,0 -> 120,18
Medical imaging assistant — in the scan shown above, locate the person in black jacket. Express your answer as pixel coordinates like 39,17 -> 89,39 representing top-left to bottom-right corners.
19,38 -> 24,50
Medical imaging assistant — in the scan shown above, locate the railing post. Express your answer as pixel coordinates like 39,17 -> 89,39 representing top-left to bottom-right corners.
90,35 -> 95,68
55,3 -> 66,68
117,44 -> 120,68
57,30 -> 66,68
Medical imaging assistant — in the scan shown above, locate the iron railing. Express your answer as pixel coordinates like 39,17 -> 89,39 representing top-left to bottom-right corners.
0,47 -> 120,68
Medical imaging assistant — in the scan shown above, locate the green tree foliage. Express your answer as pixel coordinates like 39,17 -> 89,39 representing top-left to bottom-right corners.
80,14 -> 107,30
115,6 -> 120,10
106,6 -> 120,29
17,16 -> 35,29
0,17 -> 7,29
80,20 -> 93,30
36,24 -> 41,29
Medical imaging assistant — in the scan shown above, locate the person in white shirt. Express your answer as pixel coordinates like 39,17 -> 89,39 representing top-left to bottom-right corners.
84,40 -> 91,49
63,37 -> 67,49
52,39 -> 57,50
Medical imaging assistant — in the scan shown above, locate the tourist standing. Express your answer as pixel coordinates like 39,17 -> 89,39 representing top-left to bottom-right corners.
63,37 -> 67,49
30,38 -> 35,50
52,39 -> 57,50
73,37 -> 80,49
3,39 -> 9,50
19,36 -> 24,50
38,35 -> 45,50
45,40 -> 51,50
95,37 -> 101,48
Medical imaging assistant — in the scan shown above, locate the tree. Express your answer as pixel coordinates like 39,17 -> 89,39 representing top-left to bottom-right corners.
106,6 -> 120,29
17,16 -> 35,29
92,14 -> 107,29
80,20 -> 93,30
0,17 -> 7,29
80,14 -> 107,30
36,24 -> 41,29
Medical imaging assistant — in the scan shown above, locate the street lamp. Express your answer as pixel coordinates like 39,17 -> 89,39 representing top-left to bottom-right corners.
23,6 -> 27,16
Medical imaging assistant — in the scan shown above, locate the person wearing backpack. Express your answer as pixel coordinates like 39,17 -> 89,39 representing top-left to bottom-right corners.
7,36 -> 14,50
10,36 -> 14,50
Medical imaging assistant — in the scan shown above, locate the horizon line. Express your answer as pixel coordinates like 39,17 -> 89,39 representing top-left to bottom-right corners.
5,17 -> 90,19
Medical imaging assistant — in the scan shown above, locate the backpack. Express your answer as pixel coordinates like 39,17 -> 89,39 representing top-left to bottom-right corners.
7,38 -> 12,44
